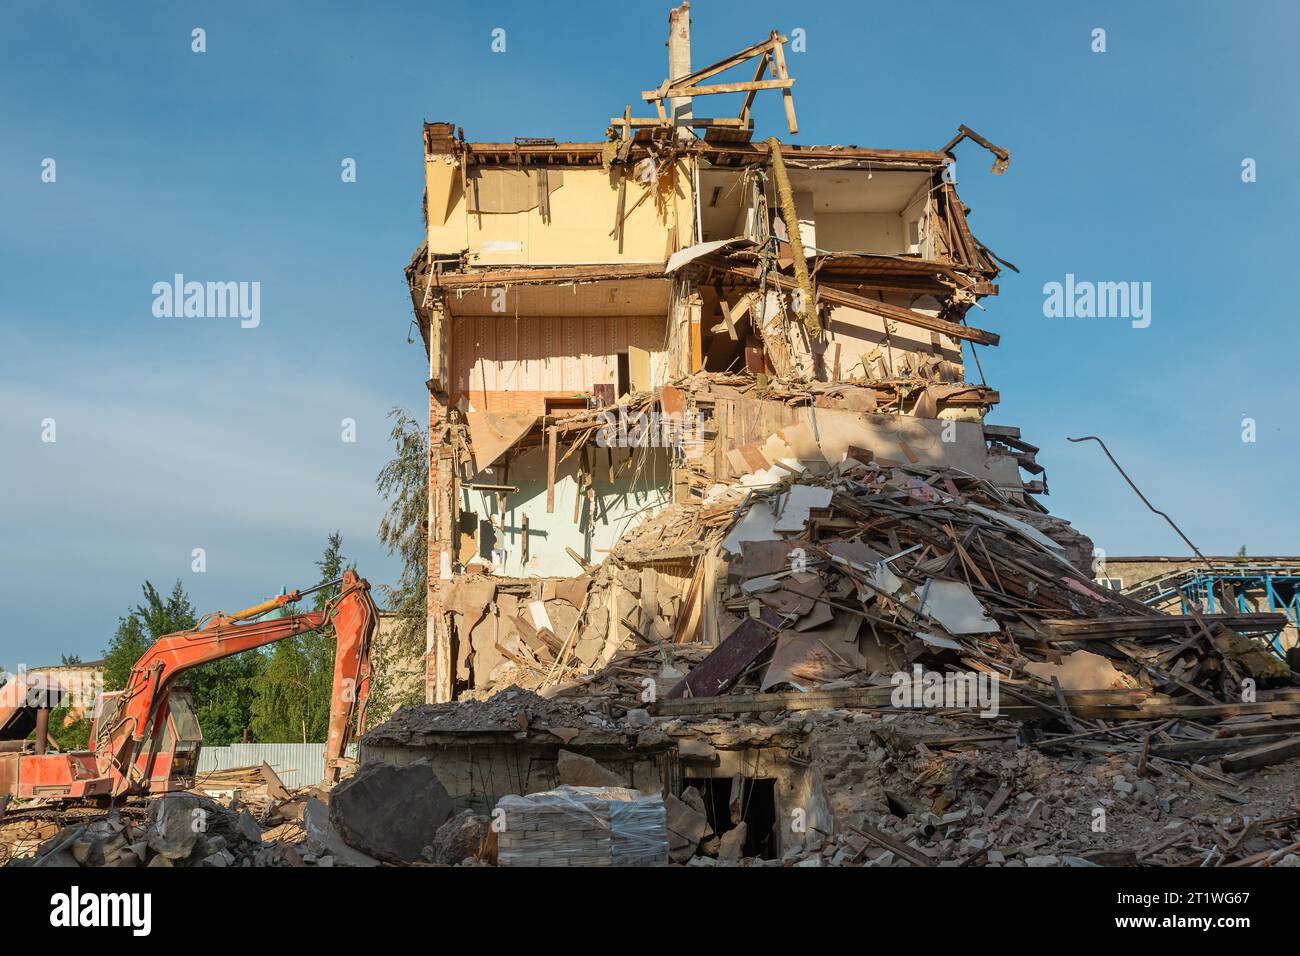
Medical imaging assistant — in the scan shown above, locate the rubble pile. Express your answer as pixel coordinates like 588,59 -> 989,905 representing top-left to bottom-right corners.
367,687 -> 603,739
400,453 -> 1300,867
3,792 -> 321,868
547,458 -> 1290,720
1,777 -> 358,868
697,708 -> 1300,868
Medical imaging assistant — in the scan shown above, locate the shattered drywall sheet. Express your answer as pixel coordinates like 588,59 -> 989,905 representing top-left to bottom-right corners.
721,484 -> 832,555
918,579 -> 1000,635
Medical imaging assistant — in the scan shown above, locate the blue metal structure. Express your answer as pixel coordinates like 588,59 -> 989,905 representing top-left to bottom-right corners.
1125,563 -> 1300,656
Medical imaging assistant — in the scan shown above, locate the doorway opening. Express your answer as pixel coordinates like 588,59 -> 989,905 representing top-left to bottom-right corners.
692,775 -> 777,859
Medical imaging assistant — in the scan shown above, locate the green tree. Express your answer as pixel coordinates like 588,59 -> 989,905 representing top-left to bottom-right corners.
103,614 -> 150,691
44,706 -> 91,751
249,534 -> 352,742
373,406 -> 429,715
101,579 -> 261,745
45,654 -> 91,750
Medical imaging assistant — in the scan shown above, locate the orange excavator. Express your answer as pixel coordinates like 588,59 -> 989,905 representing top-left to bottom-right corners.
0,570 -> 376,801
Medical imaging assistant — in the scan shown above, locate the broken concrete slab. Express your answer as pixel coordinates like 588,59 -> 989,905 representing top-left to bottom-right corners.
428,809 -> 492,865
147,793 -> 205,861
303,797 -> 381,867
329,761 -> 452,864
665,793 -> 709,863
557,748 -> 625,788
718,822 -> 748,864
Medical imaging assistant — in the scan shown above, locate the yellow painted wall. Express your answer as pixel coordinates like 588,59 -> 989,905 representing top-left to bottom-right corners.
425,157 -> 697,265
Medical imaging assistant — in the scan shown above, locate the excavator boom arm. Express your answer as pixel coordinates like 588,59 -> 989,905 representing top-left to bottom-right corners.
94,571 -> 376,794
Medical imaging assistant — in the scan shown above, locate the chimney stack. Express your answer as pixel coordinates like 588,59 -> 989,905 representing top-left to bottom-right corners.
668,2 -> 693,137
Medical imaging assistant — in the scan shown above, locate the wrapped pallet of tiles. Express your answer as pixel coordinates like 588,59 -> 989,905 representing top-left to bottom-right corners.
495,785 -> 668,866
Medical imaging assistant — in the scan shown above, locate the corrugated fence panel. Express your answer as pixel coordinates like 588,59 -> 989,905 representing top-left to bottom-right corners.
196,743 -> 357,790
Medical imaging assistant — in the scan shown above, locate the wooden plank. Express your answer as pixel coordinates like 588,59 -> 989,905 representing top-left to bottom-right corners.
545,425 -> 557,514
1216,718 -> 1300,738
664,608 -> 782,699
850,823 -> 933,867
1042,612 -> 1288,641
1097,700 -> 1300,720
658,34 -> 782,91
737,52 -> 770,123
1221,736 -> 1300,774
436,262 -> 667,290
769,33 -> 798,135
565,546 -> 593,573
657,78 -> 793,100
1149,735 -> 1290,760
716,297 -> 739,341
608,117 -> 749,128
716,262 -> 999,346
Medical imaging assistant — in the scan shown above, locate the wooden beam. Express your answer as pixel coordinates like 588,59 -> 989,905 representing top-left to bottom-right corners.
738,52 -> 771,123
769,32 -> 798,135
1221,736 -> 1300,774
608,116 -> 749,128
1042,612 -> 1288,641
436,262 -> 668,290
545,425 -> 557,514
714,261 -> 1000,346
648,78 -> 793,101
716,296 -> 738,341
660,34 -> 784,91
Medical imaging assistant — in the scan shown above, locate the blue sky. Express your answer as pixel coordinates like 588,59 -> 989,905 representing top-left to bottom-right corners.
2,0 -> 1297,668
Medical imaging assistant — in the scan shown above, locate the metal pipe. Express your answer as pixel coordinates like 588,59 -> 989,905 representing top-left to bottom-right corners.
33,708 -> 49,756
227,577 -> 344,622
1067,435 -> 1212,569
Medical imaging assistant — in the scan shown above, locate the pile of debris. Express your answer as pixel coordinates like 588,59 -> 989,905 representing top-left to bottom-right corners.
387,449 -> 1300,867
531,456 -> 1290,721
1,766 -> 358,868
4,792 -> 314,868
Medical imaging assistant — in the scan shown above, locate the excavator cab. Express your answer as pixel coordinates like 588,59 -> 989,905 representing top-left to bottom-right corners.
162,688 -> 203,787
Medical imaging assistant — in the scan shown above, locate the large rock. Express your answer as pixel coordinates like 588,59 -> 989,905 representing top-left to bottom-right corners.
718,823 -> 748,864
329,760 -> 452,864
427,809 -> 491,865
556,749 -> 623,788
665,793 -> 709,863
303,798 -> 378,867
147,793 -> 206,860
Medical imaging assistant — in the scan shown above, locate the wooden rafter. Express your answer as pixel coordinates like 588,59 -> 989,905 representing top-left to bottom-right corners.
634,30 -> 797,135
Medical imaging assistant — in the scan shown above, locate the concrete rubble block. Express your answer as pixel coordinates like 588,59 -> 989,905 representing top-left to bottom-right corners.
556,748 -> 624,788
665,793 -> 709,863
427,809 -> 491,866
238,809 -> 264,844
147,793 -> 207,860
676,737 -> 718,763
622,708 -> 653,728
329,760 -> 453,864
718,822 -> 748,864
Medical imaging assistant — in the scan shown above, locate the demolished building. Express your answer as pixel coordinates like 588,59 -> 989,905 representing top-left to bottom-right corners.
406,12 -> 1035,703
378,5 -> 1300,868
